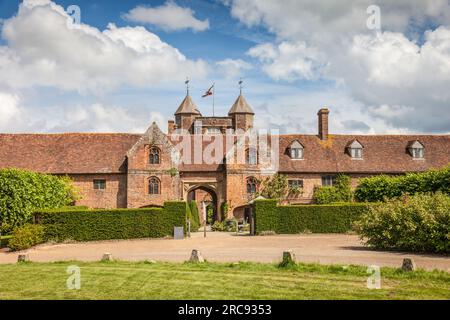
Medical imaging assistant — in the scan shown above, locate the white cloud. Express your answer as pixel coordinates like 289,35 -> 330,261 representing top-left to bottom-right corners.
228,0 -> 450,133
51,104 -> 163,133
0,92 -> 23,128
0,0 -> 208,94
248,41 -> 326,81
123,1 -> 209,32
216,59 -> 252,79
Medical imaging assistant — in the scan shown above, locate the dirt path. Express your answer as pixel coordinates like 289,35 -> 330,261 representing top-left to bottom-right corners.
1,233 -> 449,271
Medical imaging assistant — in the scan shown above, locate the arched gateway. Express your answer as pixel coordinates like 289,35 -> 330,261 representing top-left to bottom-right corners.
184,183 -> 221,224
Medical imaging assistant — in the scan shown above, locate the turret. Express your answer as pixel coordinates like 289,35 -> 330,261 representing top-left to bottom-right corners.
174,94 -> 202,133
228,94 -> 254,132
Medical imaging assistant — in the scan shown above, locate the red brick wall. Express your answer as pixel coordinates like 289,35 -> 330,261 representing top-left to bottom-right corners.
70,173 -> 127,209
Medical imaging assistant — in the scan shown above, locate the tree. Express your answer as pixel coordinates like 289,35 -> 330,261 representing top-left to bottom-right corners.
257,174 -> 289,200
0,168 -> 78,228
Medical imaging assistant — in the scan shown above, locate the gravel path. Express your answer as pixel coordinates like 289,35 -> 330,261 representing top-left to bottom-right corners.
1,232 -> 449,271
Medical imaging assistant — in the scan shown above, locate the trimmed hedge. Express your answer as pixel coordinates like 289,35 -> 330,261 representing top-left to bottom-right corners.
355,166 -> 450,202
187,201 -> 200,231
254,200 -> 369,234
34,201 -> 187,242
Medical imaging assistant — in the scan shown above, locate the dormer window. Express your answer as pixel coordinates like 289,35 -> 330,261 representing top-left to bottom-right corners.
347,140 -> 363,159
289,140 -> 304,159
408,140 -> 424,159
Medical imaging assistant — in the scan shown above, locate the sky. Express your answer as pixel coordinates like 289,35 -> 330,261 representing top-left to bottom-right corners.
0,0 -> 449,135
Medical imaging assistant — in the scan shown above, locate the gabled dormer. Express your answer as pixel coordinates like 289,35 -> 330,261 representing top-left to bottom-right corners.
346,139 -> 363,159
407,140 -> 425,159
288,140 -> 304,159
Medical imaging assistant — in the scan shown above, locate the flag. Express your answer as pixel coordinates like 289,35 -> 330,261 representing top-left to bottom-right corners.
202,84 -> 214,98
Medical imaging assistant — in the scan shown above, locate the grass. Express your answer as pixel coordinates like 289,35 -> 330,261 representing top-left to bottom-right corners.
0,261 -> 448,300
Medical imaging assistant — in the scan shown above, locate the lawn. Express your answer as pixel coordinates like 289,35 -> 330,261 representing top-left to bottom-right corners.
0,261 -> 448,300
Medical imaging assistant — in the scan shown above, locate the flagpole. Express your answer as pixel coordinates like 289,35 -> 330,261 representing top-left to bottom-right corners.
213,83 -> 215,117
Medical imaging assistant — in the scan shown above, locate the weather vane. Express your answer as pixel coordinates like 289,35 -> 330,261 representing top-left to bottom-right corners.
185,77 -> 190,95
239,78 -> 243,94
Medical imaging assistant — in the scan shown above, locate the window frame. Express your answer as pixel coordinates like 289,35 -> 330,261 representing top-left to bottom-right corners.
246,177 -> 258,194
148,177 -> 161,195
290,147 -> 303,159
149,146 -> 161,165
411,147 -> 424,159
321,175 -> 336,187
93,179 -> 106,190
246,148 -> 258,165
288,179 -> 304,189
350,147 -> 363,159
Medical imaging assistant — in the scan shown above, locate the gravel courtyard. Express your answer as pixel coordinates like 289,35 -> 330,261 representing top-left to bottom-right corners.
1,232 -> 449,271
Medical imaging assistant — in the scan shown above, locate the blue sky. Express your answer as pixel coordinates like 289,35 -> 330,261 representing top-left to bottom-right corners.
0,0 -> 449,134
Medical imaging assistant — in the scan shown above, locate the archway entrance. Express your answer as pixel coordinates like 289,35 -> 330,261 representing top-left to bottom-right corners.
187,186 -> 218,225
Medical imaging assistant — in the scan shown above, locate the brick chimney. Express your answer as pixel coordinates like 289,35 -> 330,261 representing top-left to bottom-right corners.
318,108 -> 329,140
168,120 -> 175,135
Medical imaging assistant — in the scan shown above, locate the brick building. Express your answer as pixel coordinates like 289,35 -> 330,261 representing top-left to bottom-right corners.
1,92 -> 449,221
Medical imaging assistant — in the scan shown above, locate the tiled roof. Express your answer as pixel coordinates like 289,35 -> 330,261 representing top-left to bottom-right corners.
0,133 -> 140,174
0,132 -> 448,174
228,94 -> 254,115
278,134 -> 450,173
175,95 -> 202,115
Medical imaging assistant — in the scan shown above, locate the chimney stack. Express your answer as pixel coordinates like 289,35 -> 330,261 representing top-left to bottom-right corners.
318,108 -> 329,140
168,120 -> 175,135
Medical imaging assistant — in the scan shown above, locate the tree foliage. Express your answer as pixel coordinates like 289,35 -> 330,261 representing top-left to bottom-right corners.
0,168 -> 78,227
257,174 -> 289,200
313,174 -> 353,204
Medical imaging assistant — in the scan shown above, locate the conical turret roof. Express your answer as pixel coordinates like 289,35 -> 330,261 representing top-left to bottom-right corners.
228,94 -> 254,115
175,95 -> 202,115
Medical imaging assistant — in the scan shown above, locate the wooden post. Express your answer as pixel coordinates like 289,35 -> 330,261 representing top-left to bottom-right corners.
189,249 -> 205,263
187,220 -> 191,238
17,254 -> 29,263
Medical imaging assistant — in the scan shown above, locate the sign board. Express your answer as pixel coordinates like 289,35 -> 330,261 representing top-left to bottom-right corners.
174,227 -> 184,240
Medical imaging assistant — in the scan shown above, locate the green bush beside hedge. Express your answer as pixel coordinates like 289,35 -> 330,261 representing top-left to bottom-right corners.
8,224 -> 45,251
35,201 -> 187,242
354,193 -> 450,253
254,200 -> 369,234
355,166 -> 450,202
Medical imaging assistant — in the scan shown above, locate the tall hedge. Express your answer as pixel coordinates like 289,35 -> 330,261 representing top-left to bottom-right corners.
188,201 -> 201,231
35,201 -> 187,242
0,168 -> 77,227
355,166 -> 450,202
254,200 -> 369,234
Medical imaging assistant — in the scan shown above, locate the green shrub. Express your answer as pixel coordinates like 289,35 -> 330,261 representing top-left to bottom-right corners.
354,193 -> 450,253
35,201 -> 187,242
313,174 -> 353,204
0,235 -> 13,248
211,221 -> 226,232
0,168 -> 78,227
221,202 -> 229,221
254,199 -> 368,234
8,224 -> 45,251
355,166 -> 450,202
188,201 -> 200,231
